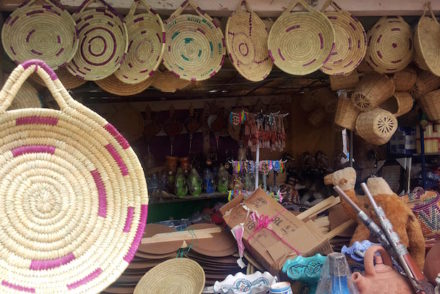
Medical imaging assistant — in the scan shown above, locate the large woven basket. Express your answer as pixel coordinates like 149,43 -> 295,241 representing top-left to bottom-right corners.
32,66 -> 87,90
420,89 -> 440,122
412,69 -> 440,98
335,90 -> 360,130
320,0 -> 367,75
225,0 -> 273,81
96,74 -> 153,96
1,0 -> 78,70
163,0 -> 225,81
67,0 -> 128,81
351,72 -> 395,111
356,108 -> 398,145
366,16 -> 413,74
329,70 -> 359,90
392,66 -> 417,91
268,0 -> 335,76
414,2 -> 440,76
380,92 -> 413,117
114,0 -> 165,84
0,59 -> 148,293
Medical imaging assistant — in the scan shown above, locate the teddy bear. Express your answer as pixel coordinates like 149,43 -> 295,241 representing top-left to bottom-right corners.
324,167 -> 425,269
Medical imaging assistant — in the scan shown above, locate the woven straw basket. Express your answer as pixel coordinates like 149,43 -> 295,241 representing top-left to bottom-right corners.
412,69 -> 440,98
392,66 -> 417,91
67,0 -> 128,81
1,0 -> 78,70
420,89 -> 440,121
320,0 -> 366,75
134,258 -> 205,294
96,74 -> 153,96
329,70 -> 359,90
380,92 -> 413,117
1,77 -> 42,110
163,0 -> 225,81
32,66 -> 87,90
356,108 -> 398,145
0,60 -> 148,293
268,0 -> 335,76
415,3 -> 440,76
366,16 -> 413,74
152,70 -> 191,92
114,0 -> 165,84
225,0 -> 273,81
351,72 -> 395,111
334,90 -> 359,130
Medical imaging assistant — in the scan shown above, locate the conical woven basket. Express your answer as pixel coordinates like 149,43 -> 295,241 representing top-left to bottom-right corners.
356,108 -> 398,145
1,76 -> 42,110
134,258 -> 205,294
420,89 -> 440,121
351,72 -> 395,111
320,0 -> 366,75
414,2 -> 440,77
114,0 -> 165,84
1,0 -> 78,70
225,0 -> 273,81
0,59 -> 148,293
412,69 -> 440,98
67,0 -> 128,81
96,74 -> 153,96
366,16 -> 413,74
334,90 -> 359,130
329,70 -> 359,90
163,0 -> 225,81
268,0 -> 335,76
392,66 -> 417,91
32,66 -> 87,90
380,92 -> 413,117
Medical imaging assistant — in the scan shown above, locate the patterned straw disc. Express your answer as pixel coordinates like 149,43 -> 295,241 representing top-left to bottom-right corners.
32,66 -> 87,90
320,0 -> 367,75
1,0 -> 78,70
268,0 -> 335,76
67,0 -> 128,81
96,74 -> 153,96
366,16 -> 413,74
163,0 -> 226,81
225,0 -> 273,82
114,0 -> 165,84
0,59 -> 148,293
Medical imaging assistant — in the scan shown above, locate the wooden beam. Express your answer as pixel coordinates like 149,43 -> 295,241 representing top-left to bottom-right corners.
0,0 -> 437,17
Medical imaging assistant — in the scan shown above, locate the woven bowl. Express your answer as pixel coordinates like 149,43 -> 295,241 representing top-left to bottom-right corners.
356,108 -> 398,145
225,0 -> 273,81
420,89 -> 440,122
163,0 -> 225,81
268,0 -> 335,76
351,72 -> 395,111
31,66 -> 86,90
96,74 -> 153,96
67,0 -> 128,81
380,92 -> 413,117
320,1 -> 367,75
114,0 -> 165,84
366,16 -> 413,74
1,0 -> 78,70
0,59 -> 148,293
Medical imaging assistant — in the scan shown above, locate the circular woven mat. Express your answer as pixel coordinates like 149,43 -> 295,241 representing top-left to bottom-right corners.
32,66 -> 86,90
67,1 -> 128,81
134,258 -> 205,294
415,5 -> 440,76
1,0 -> 78,70
225,2 -> 272,81
163,1 -> 225,81
366,16 -> 413,74
0,60 -> 148,293
268,0 -> 335,75
96,74 -> 152,96
114,0 -> 165,84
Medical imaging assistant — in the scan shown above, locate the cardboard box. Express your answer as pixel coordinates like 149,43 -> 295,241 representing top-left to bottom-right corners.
220,189 -> 332,274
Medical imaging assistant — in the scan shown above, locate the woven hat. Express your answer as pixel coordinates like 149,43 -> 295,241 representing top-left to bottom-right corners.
31,66 -> 87,90
67,0 -> 128,81
1,0 -> 78,70
0,59 -> 148,293
134,258 -> 205,294
96,74 -> 153,96
1,76 -> 42,110
268,0 -> 335,76
151,70 -> 191,92
225,0 -> 273,81
366,16 -> 413,74
320,0 -> 367,75
415,2 -> 440,76
163,0 -> 226,81
114,0 -> 165,84
356,108 -> 397,145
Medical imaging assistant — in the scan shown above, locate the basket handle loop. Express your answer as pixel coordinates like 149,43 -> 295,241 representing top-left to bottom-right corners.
126,0 -> 154,20
423,1 -> 438,24
320,0 -> 342,12
76,0 -> 122,19
236,0 -> 251,12
169,0 -> 213,22
282,0 -> 315,16
0,60 -> 71,113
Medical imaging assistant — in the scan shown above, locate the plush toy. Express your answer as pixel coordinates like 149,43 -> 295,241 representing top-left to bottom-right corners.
324,167 -> 426,269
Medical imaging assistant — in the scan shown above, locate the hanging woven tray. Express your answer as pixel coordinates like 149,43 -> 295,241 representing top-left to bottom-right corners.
320,0 -> 367,75
67,0 -> 128,81
96,74 -> 153,96
225,0 -> 273,81
268,0 -> 335,76
114,0 -> 165,84
1,0 -> 78,70
366,16 -> 413,74
31,66 -> 87,90
0,59 -> 148,293
163,0 -> 226,81
414,2 -> 440,76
